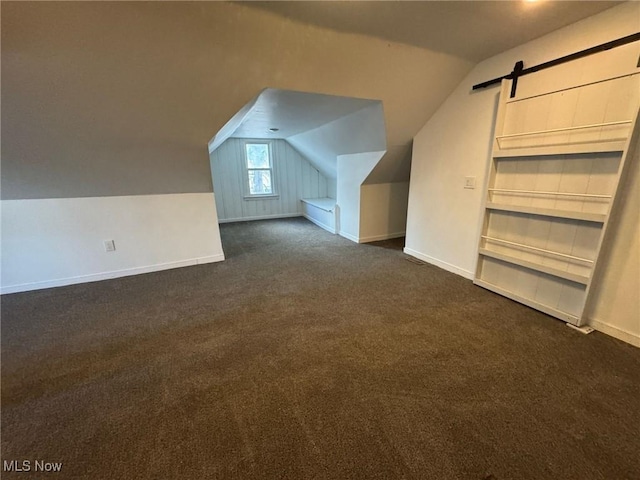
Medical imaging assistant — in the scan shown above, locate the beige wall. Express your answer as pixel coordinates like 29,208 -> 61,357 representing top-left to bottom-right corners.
1,1 -> 472,292
1,1 -> 472,200
360,183 -> 410,243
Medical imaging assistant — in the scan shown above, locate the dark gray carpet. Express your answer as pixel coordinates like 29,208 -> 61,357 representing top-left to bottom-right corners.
2,217 -> 639,479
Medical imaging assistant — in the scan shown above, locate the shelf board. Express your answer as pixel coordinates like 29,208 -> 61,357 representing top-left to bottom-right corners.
473,278 -> 581,325
478,248 -> 590,285
485,202 -> 606,223
493,141 -> 626,158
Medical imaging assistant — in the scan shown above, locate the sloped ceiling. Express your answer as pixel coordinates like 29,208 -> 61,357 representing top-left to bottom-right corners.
364,145 -> 413,185
1,1 -> 472,198
228,89 -> 378,141
245,1 -> 623,62
213,89 -> 406,185
286,102 -> 387,180
2,1 -> 620,199
209,89 -> 386,183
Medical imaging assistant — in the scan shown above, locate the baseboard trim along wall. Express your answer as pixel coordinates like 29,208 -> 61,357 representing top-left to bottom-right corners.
339,231 -> 360,243
302,214 -> 337,234
1,255 -> 225,295
403,247 -> 475,280
1,193 -> 226,294
338,231 -> 406,244
218,213 -> 301,224
401,252 -> 639,348
360,231 -> 405,243
587,318 -> 640,348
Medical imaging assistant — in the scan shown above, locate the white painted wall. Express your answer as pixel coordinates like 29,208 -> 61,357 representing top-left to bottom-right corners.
210,138 -> 328,222
1,193 -> 224,294
326,180 -> 337,201
360,182 -> 409,243
287,103 -> 386,181
405,2 -> 640,345
336,151 -> 384,242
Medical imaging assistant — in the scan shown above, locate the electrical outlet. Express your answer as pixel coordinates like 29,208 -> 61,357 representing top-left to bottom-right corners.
464,176 -> 476,189
103,240 -> 116,252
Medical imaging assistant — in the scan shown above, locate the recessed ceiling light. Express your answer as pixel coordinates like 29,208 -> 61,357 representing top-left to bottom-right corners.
269,128 -> 279,132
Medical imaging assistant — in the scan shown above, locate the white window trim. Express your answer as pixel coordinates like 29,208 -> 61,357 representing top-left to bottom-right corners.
242,140 -> 279,199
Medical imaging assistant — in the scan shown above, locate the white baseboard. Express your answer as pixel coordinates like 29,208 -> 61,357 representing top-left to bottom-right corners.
302,214 -> 336,234
359,231 -> 405,243
403,247 -> 474,280
2,193 -> 226,295
339,231 -> 360,243
587,318 -> 640,348
0,254 -> 225,295
218,213 -> 301,224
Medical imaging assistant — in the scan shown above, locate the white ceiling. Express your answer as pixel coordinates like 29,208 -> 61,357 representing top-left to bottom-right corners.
245,1 -> 624,62
230,89 -> 379,140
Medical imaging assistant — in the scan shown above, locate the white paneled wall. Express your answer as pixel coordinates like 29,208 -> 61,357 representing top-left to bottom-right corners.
490,153 -> 620,216
210,138 -> 329,222
475,72 -> 639,326
497,74 -> 638,154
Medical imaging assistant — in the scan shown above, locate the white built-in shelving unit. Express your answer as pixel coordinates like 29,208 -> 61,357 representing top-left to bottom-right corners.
474,72 -> 640,326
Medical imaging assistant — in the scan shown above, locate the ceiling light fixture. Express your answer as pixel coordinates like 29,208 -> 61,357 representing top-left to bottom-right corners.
269,128 -> 280,132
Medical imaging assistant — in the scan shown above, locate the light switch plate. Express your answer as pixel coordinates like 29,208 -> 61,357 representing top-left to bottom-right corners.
104,240 -> 116,252
464,176 -> 476,189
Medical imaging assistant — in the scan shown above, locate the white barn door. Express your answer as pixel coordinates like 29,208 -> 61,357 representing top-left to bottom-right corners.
474,42 -> 640,326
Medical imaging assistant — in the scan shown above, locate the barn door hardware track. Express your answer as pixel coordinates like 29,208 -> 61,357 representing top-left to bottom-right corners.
472,32 -> 640,97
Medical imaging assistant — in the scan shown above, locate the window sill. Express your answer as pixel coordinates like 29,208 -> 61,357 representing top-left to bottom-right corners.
243,194 -> 280,201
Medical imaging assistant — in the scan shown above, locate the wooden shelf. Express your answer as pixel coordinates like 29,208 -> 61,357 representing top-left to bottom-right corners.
473,279 -> 580,325
493,141 -> 626,158
496,119 -> 631,142
481,236 -> 594,264
494,120 -> 631,158
478,248 -> 590,285
486,203 -> 606,223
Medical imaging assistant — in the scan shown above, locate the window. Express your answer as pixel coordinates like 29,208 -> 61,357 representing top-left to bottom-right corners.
244,142 -> 275,197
